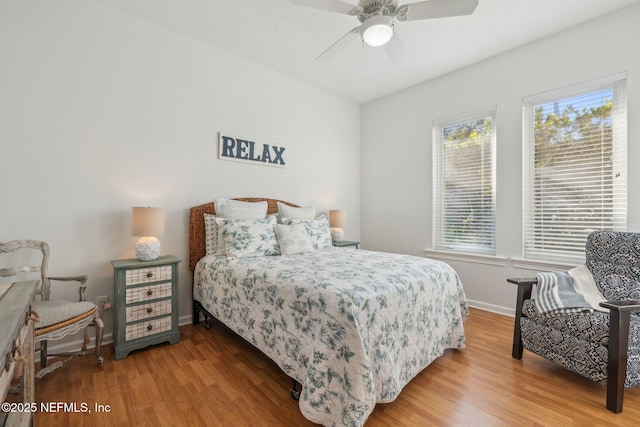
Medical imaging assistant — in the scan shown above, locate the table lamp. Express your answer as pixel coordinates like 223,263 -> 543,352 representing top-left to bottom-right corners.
329,209 -> 346,243
132,207 -> 165,261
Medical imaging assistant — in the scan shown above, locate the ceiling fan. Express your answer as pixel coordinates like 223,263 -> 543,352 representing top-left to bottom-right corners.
290,0 -> 479,60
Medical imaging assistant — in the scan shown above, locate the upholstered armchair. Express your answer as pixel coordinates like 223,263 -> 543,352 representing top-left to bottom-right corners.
509,230 -> 640,413
0,240 -> 104,379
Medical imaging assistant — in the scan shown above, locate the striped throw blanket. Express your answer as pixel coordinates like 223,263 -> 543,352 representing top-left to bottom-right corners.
534,270 -> 595,316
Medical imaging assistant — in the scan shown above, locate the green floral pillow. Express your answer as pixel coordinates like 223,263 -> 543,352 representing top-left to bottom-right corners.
216,216 -> 279,258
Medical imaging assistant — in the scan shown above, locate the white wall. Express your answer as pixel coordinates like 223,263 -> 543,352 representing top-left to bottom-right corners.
0,0 -> 361,345
361,4 -> 640,315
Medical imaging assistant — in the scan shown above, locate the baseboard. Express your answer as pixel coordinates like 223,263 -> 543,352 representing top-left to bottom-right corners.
36,314 -> 196,358
178,313 -> 193,326
467,299 -> 514,317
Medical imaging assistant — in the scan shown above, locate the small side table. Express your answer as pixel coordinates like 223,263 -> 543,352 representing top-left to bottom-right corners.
332,240 -> 360,249
112,255 -> 181,360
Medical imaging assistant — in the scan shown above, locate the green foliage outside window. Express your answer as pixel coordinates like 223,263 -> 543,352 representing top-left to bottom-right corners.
440,117 -> 494,251
529,91 -> 616,256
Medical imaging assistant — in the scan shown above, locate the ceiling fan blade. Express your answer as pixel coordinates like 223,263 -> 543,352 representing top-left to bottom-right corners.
400,0 -> 478,21
290,0 -> 363,16
316,26 -> 360,62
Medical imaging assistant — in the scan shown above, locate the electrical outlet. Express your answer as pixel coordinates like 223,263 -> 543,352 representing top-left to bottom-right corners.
96,296 -> 110,311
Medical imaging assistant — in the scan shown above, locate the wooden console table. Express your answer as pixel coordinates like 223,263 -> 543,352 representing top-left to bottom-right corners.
0,280 -> 38,427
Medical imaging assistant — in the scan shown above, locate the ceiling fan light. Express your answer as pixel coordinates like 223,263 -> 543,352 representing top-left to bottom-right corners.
360,15 -> 394,47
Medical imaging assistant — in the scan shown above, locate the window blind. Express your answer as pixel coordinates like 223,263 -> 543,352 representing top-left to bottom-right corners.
433,107 -> 496,254
522,73 -> 627,263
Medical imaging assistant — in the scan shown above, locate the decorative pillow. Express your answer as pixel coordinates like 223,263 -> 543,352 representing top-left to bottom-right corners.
274,223 -> 314,255
281,214 -> 333,250
216,216 -> 279,258
214,199 -> 267,219
276,202 -> 315,223
203,213 -> 218,255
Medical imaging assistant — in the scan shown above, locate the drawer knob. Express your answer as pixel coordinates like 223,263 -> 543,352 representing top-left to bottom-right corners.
147,289 -> 153,296
146,307 -> 153,314
146,272 -> 154,278
147,324 -> 153,331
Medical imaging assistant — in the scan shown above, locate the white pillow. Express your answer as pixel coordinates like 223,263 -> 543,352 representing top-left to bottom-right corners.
214,198 -> 268,219
203,213 -> 218,255
274,223 -> 314,255
217,216 -> 280,258
276,202 -> 315,223
281,214 -> 333,250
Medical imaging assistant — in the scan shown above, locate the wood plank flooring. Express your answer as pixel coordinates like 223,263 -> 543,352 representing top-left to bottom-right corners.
34,308 -> 640,426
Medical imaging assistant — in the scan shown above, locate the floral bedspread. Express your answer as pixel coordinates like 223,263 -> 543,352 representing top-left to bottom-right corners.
193,248 -> 468,426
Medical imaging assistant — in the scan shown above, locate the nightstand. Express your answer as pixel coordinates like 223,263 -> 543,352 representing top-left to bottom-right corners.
332,240 -> 360,249
111,255 -> 181,360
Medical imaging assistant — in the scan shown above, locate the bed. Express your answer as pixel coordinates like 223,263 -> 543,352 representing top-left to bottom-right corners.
189,198 -> 468,427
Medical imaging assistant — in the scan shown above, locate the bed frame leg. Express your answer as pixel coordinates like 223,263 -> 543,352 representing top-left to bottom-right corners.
193,300 -> 212,329
193,300 -> 200,325
290,379 -> 301,401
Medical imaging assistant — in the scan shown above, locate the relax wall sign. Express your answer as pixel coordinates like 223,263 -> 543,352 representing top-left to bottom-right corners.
218,133 -> 286,168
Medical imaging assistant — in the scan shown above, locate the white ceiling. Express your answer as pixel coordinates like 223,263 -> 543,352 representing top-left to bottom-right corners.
96,0 -> 640,104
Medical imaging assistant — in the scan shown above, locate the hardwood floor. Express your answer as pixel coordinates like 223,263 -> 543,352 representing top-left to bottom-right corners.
34,308 -> 640,426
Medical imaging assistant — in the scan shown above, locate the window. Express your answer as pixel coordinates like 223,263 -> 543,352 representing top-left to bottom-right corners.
433,107 -> 496,254
523,73 -> 627,263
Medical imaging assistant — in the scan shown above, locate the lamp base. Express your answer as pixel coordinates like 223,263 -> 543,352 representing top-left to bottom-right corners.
136,236 -> 161,261
330,228 -> 344,243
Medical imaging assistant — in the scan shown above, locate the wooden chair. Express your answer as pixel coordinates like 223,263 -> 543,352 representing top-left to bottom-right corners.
509,231 -> 640,413
0,240 -> 104,378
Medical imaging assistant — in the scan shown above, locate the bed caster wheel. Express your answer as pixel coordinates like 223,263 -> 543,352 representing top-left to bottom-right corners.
97,356 -> 104,367
204,319 -> 211,330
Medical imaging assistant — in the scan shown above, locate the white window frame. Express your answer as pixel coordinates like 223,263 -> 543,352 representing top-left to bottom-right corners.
432,106 -> 497,255
522,73 -> 628,264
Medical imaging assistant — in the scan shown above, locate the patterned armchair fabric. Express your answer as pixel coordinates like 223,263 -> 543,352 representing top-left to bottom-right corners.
586,231 -> 640,301
510,231 -> 640,413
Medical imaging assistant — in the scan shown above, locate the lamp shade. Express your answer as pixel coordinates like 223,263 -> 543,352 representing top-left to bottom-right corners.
360,15 -> 394,47
329,209 -> 346,229
132,207 -> 165,237
329,209 -> 346,243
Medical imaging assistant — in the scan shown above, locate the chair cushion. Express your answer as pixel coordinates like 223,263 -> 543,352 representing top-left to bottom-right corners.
34,300 -> 96,334
522,299 -> 640,346
521,316 -> 610,384
522,297 -> 640,387
521,314 -> 640,388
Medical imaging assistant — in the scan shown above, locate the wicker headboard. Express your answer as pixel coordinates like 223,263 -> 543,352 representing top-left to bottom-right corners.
188,198 -> 299,271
